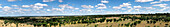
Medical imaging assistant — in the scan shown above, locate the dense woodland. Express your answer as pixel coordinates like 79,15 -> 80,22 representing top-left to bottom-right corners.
0,13 -> 169,27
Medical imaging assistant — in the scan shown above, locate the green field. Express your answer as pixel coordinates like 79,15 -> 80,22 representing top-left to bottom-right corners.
0,13 -> 169,27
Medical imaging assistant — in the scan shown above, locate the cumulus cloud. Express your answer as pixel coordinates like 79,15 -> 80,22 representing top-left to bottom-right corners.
0,3 -> 51,15
150,1 -> 161,4
150,0 -> 170,4
43,0 -> 55,2
66,6 -> 74,9
127,8 -> 133,12
96,3 -> 106,7
18,9 -> 31,11
152,4 -> 168,7
96,7 -> 107,9
101,0 -> 109,3
7,0 -> 16,2
2,6 -> 12,11
120,3 -> 131,7
34,3 -> 48,6
59,0 -> 63,2
112,6 -> 122,9
135,0 -> 154,2
11,5 -> 18,7
160,7 -> 170,11
160,0 -> 170,1
12,3 -> 49,11
112,3 -> 132,9
135,9 -> 140,11
95,3 -> 107,9
133,6 -> 142,8
7,0 -> 22,2
0,4 -> 2,8
58,4 -> 67,8
47,9 -> 51,11
74,8 -> 79,10
58,4 -> 79,10
32,6 -> 43,9
3,6 -> 11,9
27,3 -> 47,10
0,6 -> 2,8
52,8 -> 64,11
79,9 -> 92,12
0,4 -> 2,6
2,0 -> 169,15
81,5 -> 94,8
22,5 -> 30,8
144,7 -> 156,9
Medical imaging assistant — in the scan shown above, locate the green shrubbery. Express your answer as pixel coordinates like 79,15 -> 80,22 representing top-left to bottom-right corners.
0,14 -> 169,27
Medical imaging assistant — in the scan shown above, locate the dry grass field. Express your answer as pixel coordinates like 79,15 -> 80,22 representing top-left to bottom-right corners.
0,14 -> 169,27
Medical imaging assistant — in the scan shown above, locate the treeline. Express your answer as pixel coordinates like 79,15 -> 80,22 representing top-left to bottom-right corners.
121,16 -> 170,22
0,13 -> 169,27
0,16 -> 108,27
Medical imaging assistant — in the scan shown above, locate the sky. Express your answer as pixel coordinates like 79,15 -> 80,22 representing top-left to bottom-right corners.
0,0 -> 170,16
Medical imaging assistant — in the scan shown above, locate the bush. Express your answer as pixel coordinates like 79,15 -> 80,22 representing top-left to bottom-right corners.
106,19 -> 112,22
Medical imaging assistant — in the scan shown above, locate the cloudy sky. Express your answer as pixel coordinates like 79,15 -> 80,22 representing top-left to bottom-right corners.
0,0 -> 169,16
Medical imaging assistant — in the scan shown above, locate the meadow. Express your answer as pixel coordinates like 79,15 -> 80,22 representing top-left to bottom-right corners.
0,13 -> 169,27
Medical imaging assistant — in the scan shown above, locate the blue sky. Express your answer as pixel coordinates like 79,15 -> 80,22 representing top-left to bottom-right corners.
0,0 -> 170,16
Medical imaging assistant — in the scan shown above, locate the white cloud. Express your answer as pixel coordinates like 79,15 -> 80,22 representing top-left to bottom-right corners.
7,0 -> 16,2
101,0 -> 109,3
144,7 -> 156,9
96,7 -> 107,9
4,6 -> 11,9
152,4 -> 168,7
59,0 -> 63,2
79,9 -> 92,12
0,4 -> 2,8
135,0 -> 154,2
43,0 -> 55,2
2,6 -> 12,11
0,4 -> 2,6
127,8 -> 133,12
0,6 -> 2,8
58,4 -> 79,10
95,3 -> 107,9
58,4 -> 67,8
112,3 -> 132,9
11,5 -> 18,7
75,8 -> 79,10
52,8 -> 64,11
34,3 -> 48,6
96,3 -> 106,7
18,9 -> 31,11
135,9 -> 140,11
120,3 -> 131,7
22,5 -> 30,8
0,3 -> 52,15
81,5 -> 94,8
150,1 -> 161,4
160,0 -> 170,1
133,6 -> 142,8
47,9 -> 51,11
66,6 -> 74,9
160,7 -> 170,11
7,0 -> 21,2
32,6 -> 43,9
112,6 -> 122,9
121,8 -> 127,10
127,6 -> 132,8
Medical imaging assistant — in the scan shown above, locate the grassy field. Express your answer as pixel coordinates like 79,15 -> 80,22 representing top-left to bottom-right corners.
0,13 -> 169,27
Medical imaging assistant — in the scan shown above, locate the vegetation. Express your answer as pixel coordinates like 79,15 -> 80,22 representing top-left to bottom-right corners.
0,13 -> 169,27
